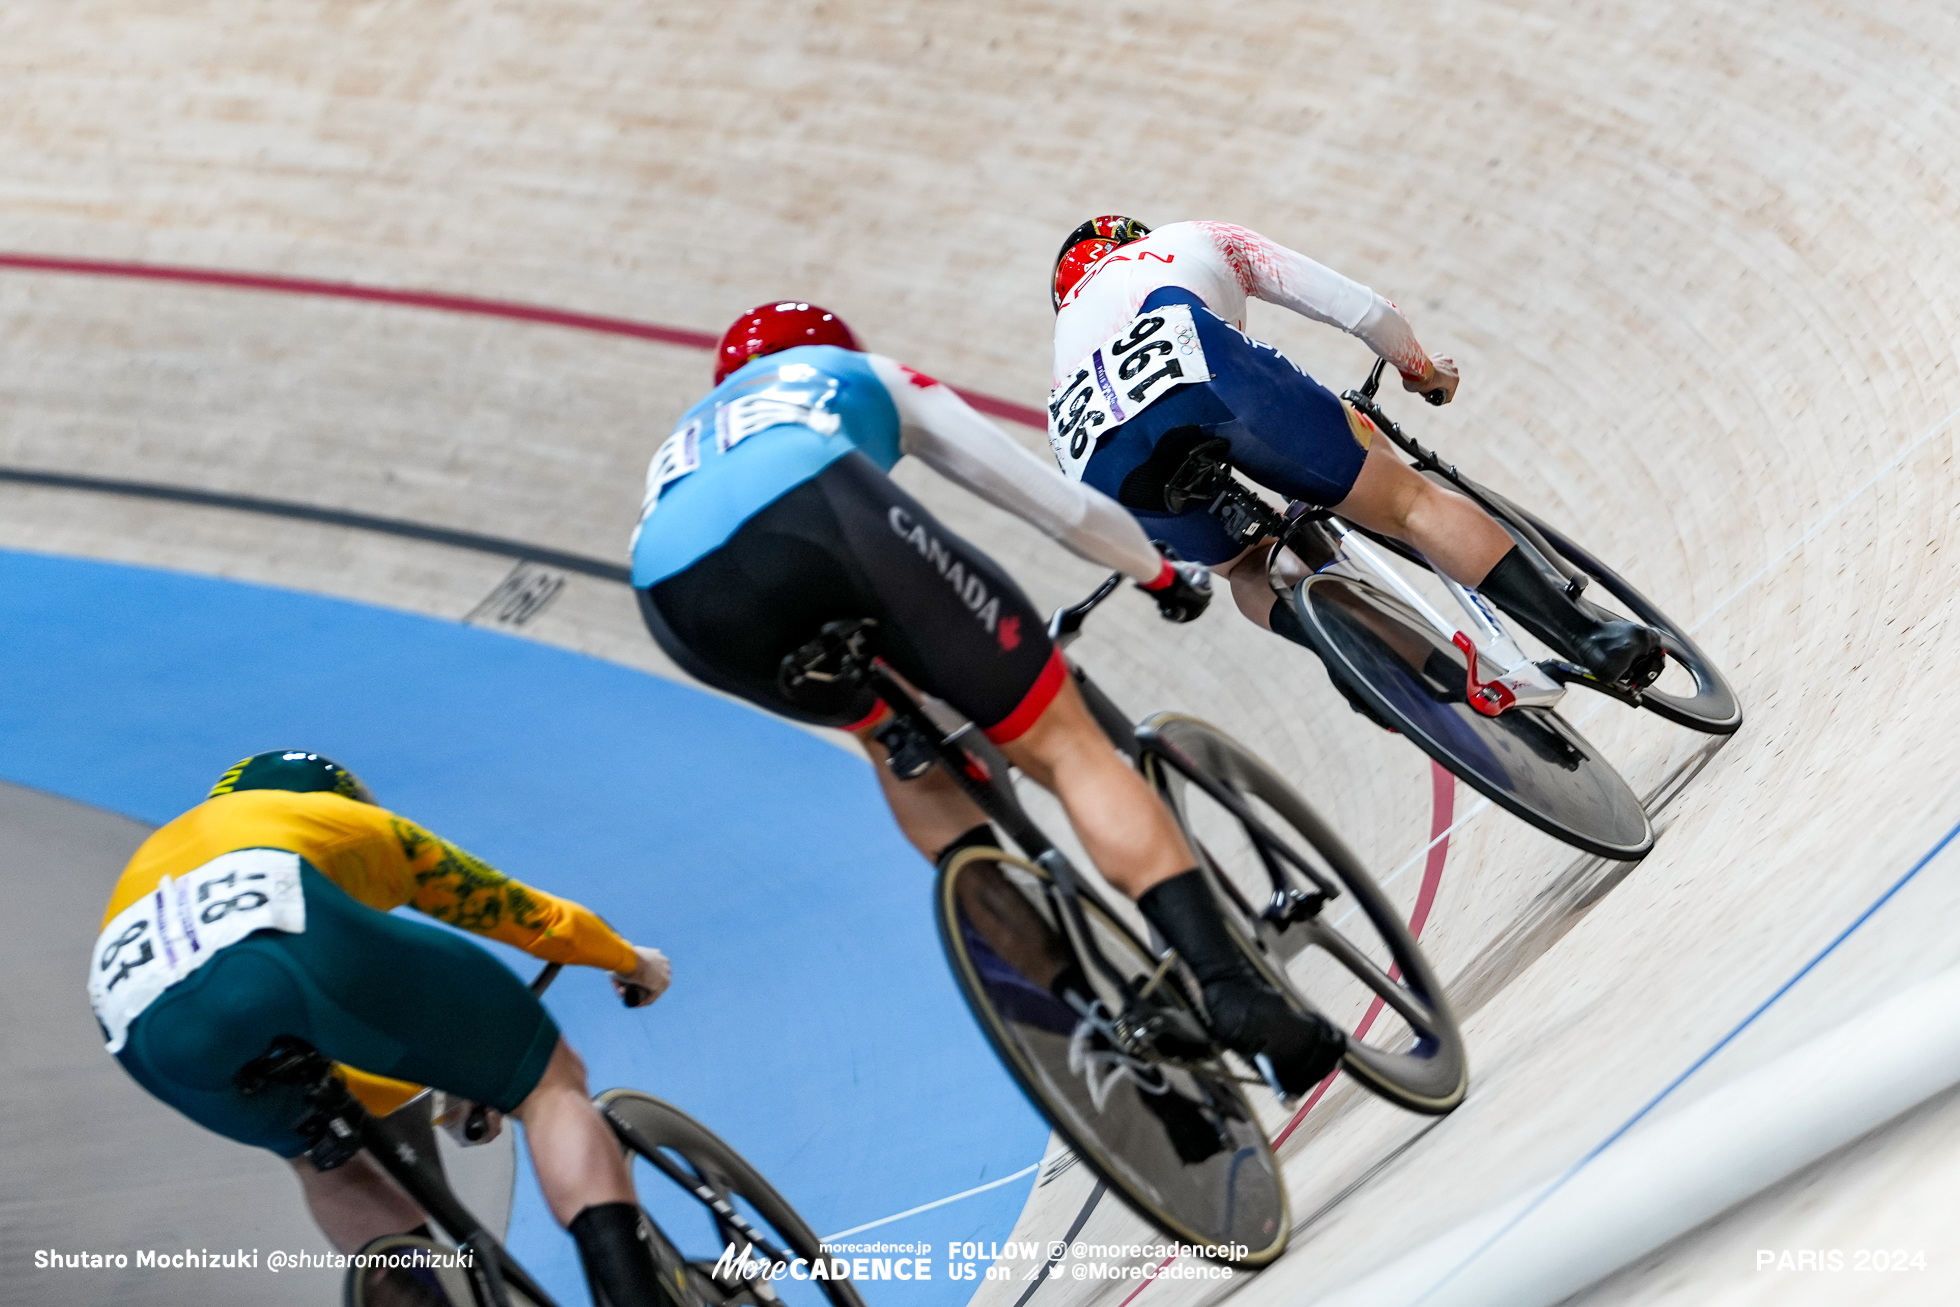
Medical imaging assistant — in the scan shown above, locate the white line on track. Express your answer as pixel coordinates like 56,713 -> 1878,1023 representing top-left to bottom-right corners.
819,1155 -> 1062,1242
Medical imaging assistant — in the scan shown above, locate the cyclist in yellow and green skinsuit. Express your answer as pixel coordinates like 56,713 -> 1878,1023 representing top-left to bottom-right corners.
87,750 -> 677,1307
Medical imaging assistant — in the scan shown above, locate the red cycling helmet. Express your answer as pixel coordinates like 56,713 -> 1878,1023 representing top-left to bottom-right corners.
1052,215 -> 1151,311
713,302 -> 861,384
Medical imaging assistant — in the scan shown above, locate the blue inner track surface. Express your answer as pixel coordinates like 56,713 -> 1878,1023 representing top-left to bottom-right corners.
0,549 -> 1043,1306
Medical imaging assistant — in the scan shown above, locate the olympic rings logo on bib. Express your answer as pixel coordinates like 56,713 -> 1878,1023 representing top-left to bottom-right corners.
1047,304 -> 1212,483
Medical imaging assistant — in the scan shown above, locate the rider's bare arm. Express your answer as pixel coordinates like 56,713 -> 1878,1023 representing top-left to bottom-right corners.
1191,221 -> 1450,398
867,354 -> 1167,584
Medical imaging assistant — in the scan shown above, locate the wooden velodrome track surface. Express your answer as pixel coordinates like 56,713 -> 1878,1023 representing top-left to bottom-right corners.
4,2 -> 1959,1304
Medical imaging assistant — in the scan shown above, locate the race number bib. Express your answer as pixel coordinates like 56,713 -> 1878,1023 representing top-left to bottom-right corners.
88,849 -> 307,1054
1047,304 -> 1212,482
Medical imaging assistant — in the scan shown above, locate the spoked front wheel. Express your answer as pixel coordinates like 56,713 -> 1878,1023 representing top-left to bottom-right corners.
598,1090 -> 865,1307
936,847 -> 1289,1266
1139,714 -> 1468,1114
1480,485 -> 1743,735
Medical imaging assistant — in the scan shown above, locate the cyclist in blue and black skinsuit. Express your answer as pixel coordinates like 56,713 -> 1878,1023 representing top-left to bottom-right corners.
630,301 -> 1348,1096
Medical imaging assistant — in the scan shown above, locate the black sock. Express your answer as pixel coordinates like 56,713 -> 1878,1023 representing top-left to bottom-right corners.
1269,596 -> 1314,649
935,822 -> 999,869
569,1201 -> 672,1307
1136,870 -> 1257,988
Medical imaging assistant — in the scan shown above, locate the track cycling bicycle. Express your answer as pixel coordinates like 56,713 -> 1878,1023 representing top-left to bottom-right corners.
232,965 -> 862,1307
777,581 -> 1467,1268
1162,360 -> 1742,861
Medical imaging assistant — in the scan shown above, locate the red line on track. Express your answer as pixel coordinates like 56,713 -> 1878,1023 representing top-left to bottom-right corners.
1128,762 -> 1457,1302
0,252 -> 1050,430
1115,1254 -> 1181,1307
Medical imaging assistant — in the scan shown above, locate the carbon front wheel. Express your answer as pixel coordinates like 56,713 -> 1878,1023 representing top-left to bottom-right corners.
598,1090 -> 865,1307
1463,480 -> 1742,736
1139,715 -> 1468,1115
936,847 -> 1289,1267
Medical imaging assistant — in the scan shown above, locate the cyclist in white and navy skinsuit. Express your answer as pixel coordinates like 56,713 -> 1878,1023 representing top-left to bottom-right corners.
1046,217 -> 1662,687
632,303 -> 1349,1096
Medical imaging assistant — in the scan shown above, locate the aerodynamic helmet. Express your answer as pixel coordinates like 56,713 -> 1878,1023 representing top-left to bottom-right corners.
208,751 -> 375,804
713,302 -> 861,384
1051,215 -> 1151,311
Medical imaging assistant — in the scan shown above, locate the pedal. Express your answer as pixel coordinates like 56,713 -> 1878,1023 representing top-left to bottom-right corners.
1454,633 -> 1517,717
1540,657 -> 1646,706
1263,886 -> 1325,927
1118,996 -> 1212,1062
301,1111 -> 363,1171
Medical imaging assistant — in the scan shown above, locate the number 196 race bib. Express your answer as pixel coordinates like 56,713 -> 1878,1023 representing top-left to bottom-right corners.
1047,304 -> 1212,481
87,849 -> 307,1054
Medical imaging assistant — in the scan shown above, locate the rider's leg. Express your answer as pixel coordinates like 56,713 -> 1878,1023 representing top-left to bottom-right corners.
1298,441 -> 1663,683
512,1040 -> 632,1222
514,1039 -> 673,1307
857,721 -> 993,861
289,1153 -> 430,1252
1331,439 -> 1514,584
860,673 -> 1192,897
994,679 -> 1343,1091
995,675 -> 1192,899
1223,539 -> 1281,629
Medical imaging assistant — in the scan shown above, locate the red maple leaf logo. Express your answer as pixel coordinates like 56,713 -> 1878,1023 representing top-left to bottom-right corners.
997,615 -> 1022,651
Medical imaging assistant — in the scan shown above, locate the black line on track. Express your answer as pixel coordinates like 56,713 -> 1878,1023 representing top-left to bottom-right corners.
0,465 -> 632,583
1012,1179 -> 1106,1307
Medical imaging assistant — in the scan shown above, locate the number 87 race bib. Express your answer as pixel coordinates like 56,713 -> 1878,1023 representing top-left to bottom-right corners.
1047,304 -> 1212,482
88,849 -> 307,1053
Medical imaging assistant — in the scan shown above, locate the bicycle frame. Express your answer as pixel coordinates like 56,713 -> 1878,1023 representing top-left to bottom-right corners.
239,961 -> 802,1307
804,583 -> 1348,1021
1168,359 -> 1641,718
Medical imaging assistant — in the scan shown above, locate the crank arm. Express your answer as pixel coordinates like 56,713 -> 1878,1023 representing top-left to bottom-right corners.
1541,658 -> 1647,708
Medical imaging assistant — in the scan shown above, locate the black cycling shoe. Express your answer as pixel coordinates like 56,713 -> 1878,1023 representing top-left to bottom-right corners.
1137,869 -> 1347,1096
1478,545 -> 1664,687
1579,619 -> 1666,688
1203,981 -> 1346,1095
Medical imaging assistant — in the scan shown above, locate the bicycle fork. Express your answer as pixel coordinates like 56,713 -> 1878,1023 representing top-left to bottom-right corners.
1310,519 -> 1568,716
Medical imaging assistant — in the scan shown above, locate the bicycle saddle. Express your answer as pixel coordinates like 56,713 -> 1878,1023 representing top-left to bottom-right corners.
1125,428 -> 1233,514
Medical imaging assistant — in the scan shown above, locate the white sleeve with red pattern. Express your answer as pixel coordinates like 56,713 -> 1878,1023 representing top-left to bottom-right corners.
868,355 -> 1165,584
1191,221 -> 1433,379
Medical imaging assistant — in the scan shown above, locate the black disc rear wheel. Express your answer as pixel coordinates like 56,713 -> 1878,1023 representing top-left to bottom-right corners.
599,1090 -> 865,1307
937,846 -> 1289,1266
1290,574 -> 1655,860
1140,714 -> 1468,1114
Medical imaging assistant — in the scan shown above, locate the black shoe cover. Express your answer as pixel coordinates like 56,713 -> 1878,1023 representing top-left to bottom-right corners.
1204,982 -> 1345,1095
1479,546 -> 1665,687
569,1201 -> 684,1307
1576,620 -> 1662,687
